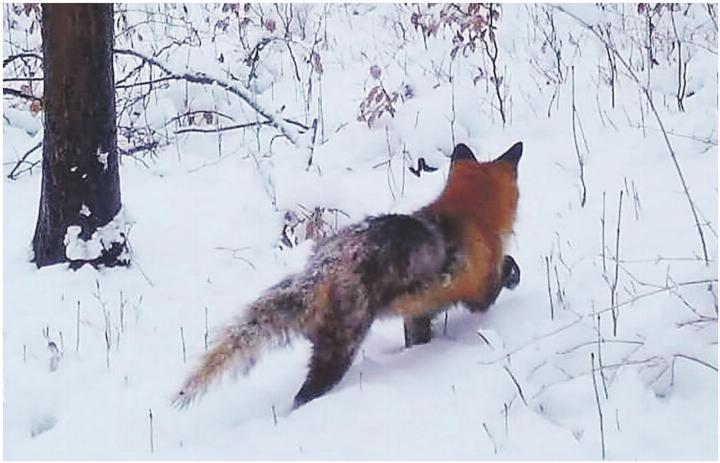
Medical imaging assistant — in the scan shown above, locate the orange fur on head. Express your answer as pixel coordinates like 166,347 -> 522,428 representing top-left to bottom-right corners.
392,143 -> 521,317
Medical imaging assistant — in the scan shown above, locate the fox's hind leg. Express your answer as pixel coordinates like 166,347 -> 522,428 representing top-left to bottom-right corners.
293,311 -> 373,408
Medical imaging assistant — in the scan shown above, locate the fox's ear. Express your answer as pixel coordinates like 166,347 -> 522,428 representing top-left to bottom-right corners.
451,143 -> 478,163
495,141 -> 523,166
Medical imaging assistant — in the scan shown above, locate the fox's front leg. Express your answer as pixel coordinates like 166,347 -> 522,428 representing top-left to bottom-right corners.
501,255 -> 521,289
467,255 -> 520,312
404,257 -> 521,343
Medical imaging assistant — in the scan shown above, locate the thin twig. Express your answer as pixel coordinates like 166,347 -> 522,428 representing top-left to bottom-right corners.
595,313 -> 609,399
180,326 -> 187,363
482,4 -> 506,125
503,365 -> 528,406
673,353 -> 718,372
7,141 -> 41,180
148,409 -> 154,454
590,353 -> 606,460
482,422 -> 498,455
610,190 -> 623,336
545,256 -> 554,320
306,118 -> 319,169
75,301 -> 81,353
555,6 -> 711,265
204,307 -> 209,352
571,66 -> 587,207
479,279 -> 718,365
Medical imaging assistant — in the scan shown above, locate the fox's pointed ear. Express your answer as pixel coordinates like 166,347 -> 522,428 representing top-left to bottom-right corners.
451,143 -> 478,163
495,142 -> 523,166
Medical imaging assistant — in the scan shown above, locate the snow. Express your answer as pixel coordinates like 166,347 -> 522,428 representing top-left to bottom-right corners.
63,207 -> 129,262
96,148 -> 109,172
3,4 -> 717,460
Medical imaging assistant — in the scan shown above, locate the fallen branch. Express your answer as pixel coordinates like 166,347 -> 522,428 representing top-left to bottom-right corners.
175,118 -> 309,135
114,48 -> 300,144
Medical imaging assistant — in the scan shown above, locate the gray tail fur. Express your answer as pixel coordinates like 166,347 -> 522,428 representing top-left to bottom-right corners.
172,277 -> 306,408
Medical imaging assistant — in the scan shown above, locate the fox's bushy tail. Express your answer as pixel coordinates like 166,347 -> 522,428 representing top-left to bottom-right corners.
172,277 -> 308,408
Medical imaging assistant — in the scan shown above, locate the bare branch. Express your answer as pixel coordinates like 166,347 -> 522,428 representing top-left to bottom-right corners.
7,142 -> 42,180
3,52 -> 42,67
114,47 -> 300,144
555,5 -> 711,265
3,87 -> 42,103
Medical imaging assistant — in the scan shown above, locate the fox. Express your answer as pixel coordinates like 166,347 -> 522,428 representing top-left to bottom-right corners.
173,141 -> 523,409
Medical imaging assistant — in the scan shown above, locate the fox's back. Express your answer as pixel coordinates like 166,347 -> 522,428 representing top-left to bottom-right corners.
308,214 -> 449,311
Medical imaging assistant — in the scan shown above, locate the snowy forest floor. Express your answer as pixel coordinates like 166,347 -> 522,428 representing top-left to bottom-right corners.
3,4 -> 718,460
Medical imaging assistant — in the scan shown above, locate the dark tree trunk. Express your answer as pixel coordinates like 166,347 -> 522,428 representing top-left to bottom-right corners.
33,4 -> 128,268
403,315 -> 432,348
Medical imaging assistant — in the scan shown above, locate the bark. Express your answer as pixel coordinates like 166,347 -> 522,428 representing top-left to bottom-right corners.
33,4 -> 128,268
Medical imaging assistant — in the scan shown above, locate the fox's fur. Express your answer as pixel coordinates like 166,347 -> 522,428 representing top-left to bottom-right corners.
174,142 -> 523,409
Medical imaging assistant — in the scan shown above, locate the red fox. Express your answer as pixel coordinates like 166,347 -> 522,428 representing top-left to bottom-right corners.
174,142 -> 522,409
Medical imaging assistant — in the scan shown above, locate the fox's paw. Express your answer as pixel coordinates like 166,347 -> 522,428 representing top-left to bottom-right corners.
502,255 -> 520,290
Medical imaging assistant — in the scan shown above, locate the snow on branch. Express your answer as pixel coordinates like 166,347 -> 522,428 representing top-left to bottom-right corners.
113,48 -> 300,145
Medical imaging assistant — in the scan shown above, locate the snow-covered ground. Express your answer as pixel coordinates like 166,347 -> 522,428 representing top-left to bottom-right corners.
3,4 -> 717,459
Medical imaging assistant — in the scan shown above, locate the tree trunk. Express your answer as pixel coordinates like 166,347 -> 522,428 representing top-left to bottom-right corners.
33,4 -> 128,268
404,315 -> 432,348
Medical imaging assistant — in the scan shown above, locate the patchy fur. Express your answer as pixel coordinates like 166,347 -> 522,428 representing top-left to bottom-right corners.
173,142 -> 523,409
